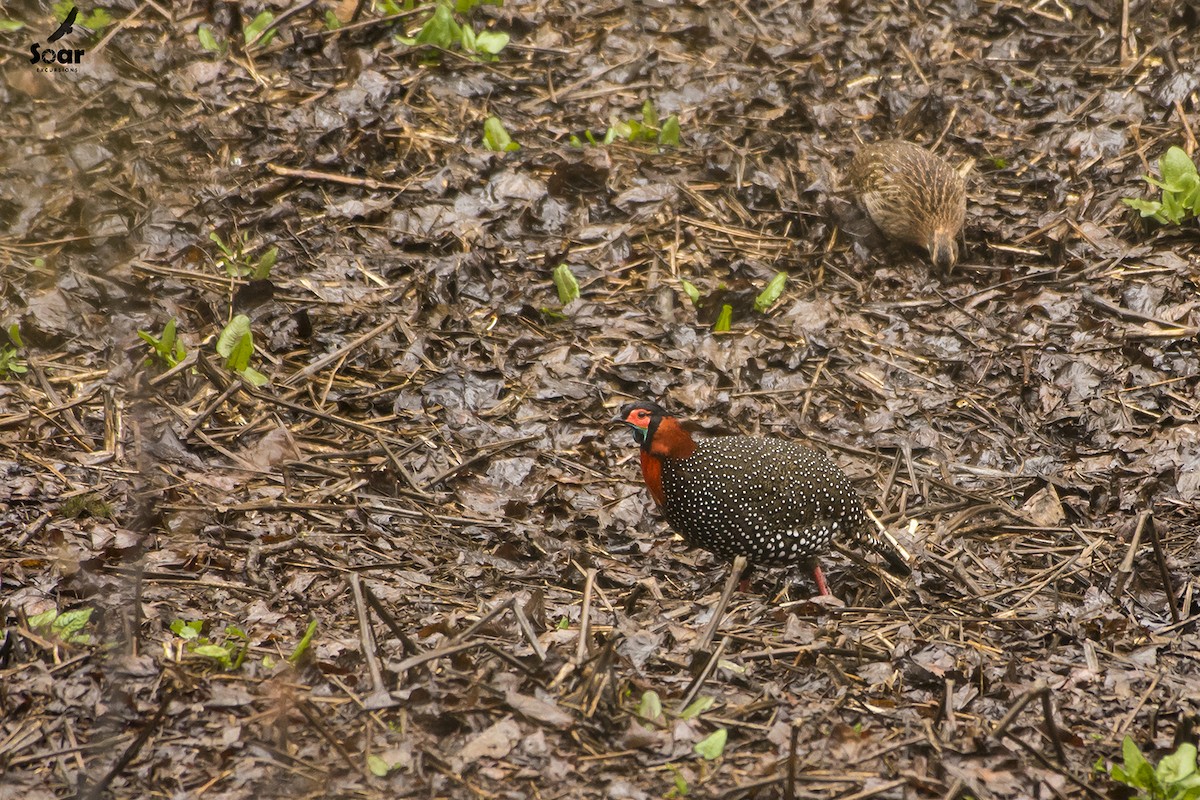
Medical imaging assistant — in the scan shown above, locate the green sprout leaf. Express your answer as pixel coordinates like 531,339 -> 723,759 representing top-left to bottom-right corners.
680,280 -> 700,305
217,315 -> 252,360
1122,197 -> 1166,222
482,116 -> 519,152
693,728 -> 727,760
1126,145 -> 1200,227
80,9 -> 112,31
254,246 -> 278,279
288,620 -> 318,664
713,304 -> 733,332
7,324 -> 23,349
0,19 -> 25,31
197,24 -> 223,52
243,10 -> 277,47
324,10 -> 342,30
754,272 -> 787,313
414,4 -> 459,47
659,115 -> 681,147
679,696 -> 714,721
472,29 -> 508,55
552,264 -> 580,305
1158,743 -> 1200,786
1158,147 -> 1199,192
192,644 -> 234,668
641,99 -> 659,130
637,691 -> 663,724
367,754 -> 391,777
171,619 -> 203,640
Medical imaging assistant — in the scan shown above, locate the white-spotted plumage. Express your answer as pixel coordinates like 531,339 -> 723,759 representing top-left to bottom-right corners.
660,437 -> 868,565
616,400 -> 911,586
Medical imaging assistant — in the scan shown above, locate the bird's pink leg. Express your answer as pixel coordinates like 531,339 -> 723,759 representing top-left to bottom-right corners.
812,563 -> 831,596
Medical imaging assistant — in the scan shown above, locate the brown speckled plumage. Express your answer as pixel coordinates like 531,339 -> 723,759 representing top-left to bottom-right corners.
848,140 -> 967,272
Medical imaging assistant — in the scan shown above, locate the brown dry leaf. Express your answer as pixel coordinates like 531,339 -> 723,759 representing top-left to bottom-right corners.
1020,484 -> 1065,527
455,717 -> 522,771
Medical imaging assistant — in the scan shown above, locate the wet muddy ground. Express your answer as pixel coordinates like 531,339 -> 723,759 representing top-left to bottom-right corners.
2,1 -> 1199,798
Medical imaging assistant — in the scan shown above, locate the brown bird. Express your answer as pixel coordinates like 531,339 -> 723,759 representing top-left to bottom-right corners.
847,140 -> 967,272
616,401 -> 910,595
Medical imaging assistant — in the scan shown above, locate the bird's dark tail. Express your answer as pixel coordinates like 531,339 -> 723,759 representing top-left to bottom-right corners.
859,526 -> 912,577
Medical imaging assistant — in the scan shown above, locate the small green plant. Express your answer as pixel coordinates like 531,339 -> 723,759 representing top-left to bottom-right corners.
324,10 -> 342,30
28,607 -> 94,645
170,619 -> 249,670
367,753 -> 395,777
482,116 -> 519,152
216,314 -> 268,386
682,272 -> 788,332
197,9 -> 278,54
665,764 -> 690,797
197,24 -> 224,53
1105,737 -> 1200,800
398,1 -> 508,61
540,264 -> 581,320
679,696 -> 715,721
693,727 -> 728,760
242,10 -> 277,47
570,100 -> 681,149
0,324 -> 26,378
287,619 -> 318,664
210,232 -> 277,279
138,318 -> 187,368
1123,146 -> 1200,226
60,492 -> 114,520
713,304 -> 733,332
552,264 -> 580,304
754,272 -> 787,312
636,690 -> 665,726
52,2 -> 111,35
0,18 -> 25,31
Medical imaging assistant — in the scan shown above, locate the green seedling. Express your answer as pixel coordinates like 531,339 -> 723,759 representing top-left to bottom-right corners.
552,264 -> 580,304
243,10 -> 277,47
636,690 -> 664,726
1105,737 -> 1200,800
483,116 -> 519,152
170,619 -> 249,670
367,754 -> 394,777
693,727 -> 728,760
713,304 -> 733,332
52,2 -> 111,36
210,232 -> 277,279
324,10 -> 342,29
679,695 -> 715,721
138,318 -> 187,368
1123,146 -> 1200,225
682,273 -> 790,331
60,492 -> 114,520
570,100 -> 681,149
28,607 -> 93,645
0,18 -> 24,31
0,324 -> 26,378
217,314 -> 269,386
197,24 -> 224,53
666,764 -> 690,797
753,272 -> 787,312
288,619 -> 318,664
398,1 -> 509,61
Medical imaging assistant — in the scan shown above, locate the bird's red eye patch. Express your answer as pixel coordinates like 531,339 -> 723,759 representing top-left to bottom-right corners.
624,408 -> 651,427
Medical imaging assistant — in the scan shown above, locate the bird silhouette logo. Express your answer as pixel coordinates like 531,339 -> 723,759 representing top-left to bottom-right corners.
47,7 -> 78,43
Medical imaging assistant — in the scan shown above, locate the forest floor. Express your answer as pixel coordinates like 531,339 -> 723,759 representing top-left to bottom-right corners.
2,0 -> 1199,798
